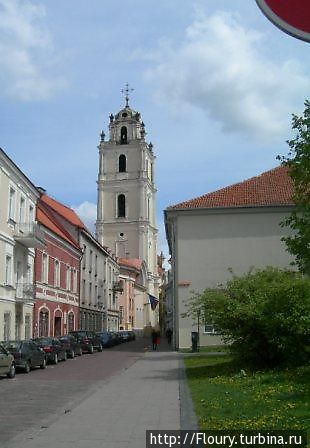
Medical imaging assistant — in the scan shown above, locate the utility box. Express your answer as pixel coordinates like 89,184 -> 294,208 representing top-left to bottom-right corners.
191,331 -> 199,352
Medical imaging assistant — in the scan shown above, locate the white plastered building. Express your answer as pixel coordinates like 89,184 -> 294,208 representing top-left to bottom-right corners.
96,97 -> 160,329
0,148 -> 44,341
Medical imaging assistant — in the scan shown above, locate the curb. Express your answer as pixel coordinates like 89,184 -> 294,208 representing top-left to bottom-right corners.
178,355 -> 198,430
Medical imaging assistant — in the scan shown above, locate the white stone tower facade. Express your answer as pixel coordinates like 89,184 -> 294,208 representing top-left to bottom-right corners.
96,92 -> 159,327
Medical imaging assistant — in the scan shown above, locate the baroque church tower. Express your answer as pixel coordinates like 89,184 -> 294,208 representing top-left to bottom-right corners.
96,86 -> 159,328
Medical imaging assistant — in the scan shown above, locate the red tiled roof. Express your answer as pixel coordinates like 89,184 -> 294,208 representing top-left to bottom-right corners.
37,202 -> 80,250
40,195 -> 86,229
118,258 -> 143,271
168,166 -> 294,210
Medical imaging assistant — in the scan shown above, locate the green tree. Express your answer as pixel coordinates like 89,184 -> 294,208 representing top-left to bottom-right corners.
278,100 -> 310,275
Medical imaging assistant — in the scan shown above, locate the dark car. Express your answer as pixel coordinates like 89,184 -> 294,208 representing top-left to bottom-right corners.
128,331 -> 136,341
109,331 -> 121,345
33,337 -> 67,364
58,335 -> 82,358
119,330 -> 131,342
3,340 -> 46,373
96,331 -> 113,348
0,343 -> 15,378
69,331 -> 103,353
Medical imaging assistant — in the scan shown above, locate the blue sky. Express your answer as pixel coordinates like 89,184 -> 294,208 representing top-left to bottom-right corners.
0,0 -> 309,255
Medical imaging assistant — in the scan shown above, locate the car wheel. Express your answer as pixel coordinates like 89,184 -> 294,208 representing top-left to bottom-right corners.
63,352 -> 67,361
70,350 -> 75,359
40,358 -> 47,369
24,361 -> 31,374
53,353 -> 58,364
88,345 -> 94,354
7,363 -> 16,379
97,344 -> 103,352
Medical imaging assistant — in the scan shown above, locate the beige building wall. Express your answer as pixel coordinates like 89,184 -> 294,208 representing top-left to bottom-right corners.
167,206 -> 295,349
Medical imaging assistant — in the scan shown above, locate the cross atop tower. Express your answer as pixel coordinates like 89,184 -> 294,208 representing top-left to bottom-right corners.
121,82 -> 134,108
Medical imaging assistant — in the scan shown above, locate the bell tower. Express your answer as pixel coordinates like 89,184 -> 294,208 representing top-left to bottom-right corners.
96,85 -> 159,303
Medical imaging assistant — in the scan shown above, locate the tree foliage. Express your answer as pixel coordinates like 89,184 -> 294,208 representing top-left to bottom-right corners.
185,268 -> 310,367
278,100 -> 310,275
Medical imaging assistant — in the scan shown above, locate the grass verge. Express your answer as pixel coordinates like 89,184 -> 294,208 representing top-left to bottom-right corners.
184,355 -> 309,430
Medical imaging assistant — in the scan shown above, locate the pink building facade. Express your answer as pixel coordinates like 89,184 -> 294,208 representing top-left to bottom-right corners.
33,198 -> 81,337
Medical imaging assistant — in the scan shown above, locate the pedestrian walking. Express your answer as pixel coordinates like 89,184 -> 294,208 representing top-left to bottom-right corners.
156,331 -> 160,350
166,328 -> 172,345
151,329 -> 157,350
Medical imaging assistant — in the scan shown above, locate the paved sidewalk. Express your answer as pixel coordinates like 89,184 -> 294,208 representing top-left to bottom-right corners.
6,346 -> 181,448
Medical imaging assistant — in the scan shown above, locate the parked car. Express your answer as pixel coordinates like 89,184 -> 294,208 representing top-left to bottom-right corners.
58,335 -> 83,358
96,331 -> 114,348
128,331 -> 136,341
109,331 -> 122,345
33,337 -> 67,364
68,331 -> 103,353
0,343 -> 15,378
3,340 -> 46,373
119,330 -> 131,342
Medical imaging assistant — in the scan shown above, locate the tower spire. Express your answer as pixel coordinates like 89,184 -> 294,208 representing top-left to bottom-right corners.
121,82 -> 134,108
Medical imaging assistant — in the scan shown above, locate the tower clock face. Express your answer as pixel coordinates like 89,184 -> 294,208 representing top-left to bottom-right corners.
256,0 -> 310,42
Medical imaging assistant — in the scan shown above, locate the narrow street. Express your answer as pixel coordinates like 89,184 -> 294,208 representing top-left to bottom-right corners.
0,338 -> 149,446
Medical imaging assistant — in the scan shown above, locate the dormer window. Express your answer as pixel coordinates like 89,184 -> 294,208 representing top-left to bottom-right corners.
122,112 -> 128,118
120,126 -> 128,144
119,154 -> 127,172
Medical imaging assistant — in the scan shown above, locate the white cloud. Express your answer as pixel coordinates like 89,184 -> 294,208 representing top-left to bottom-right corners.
72,201 -> 97,234
145,11 -> 310,141
0,0 -> 64,100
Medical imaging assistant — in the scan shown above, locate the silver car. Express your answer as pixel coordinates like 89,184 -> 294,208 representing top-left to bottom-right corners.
0,343 -> 15,378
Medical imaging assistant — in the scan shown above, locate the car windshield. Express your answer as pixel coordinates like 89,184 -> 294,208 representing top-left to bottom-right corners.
2,341 -> 22,351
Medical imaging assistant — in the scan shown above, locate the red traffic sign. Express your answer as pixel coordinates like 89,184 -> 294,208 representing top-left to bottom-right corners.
256,0 -> 310,42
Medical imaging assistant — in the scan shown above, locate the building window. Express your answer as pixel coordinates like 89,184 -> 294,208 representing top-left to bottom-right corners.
29,205 -> 34,223
55,260 -> 60,287
19,197 -> 25,223
119,154 -> 126,172
5,255 -> 12,285
42,253 -> 48,283
89,250 -> 93,272
8,187 -> 16,221
204,324 -> 219,335
39,309 -> 49,337
95,254 -> 98,276
82,279 -> 86,301
68,312 -> 75,332
82,245 -> 86,269
117,194 -> 126,218
89,282 -> 92,300
119,306 -> 124,322
3,312 -> 11,341
73,269 -> 77,293
120,126 -> 127,144
66,266 -> 71,291
25,314 -> 31,339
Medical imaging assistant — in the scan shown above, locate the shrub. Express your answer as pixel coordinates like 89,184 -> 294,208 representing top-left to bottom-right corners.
199,268 -> 310,367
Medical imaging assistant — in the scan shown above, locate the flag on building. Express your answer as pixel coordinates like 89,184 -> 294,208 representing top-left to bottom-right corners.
149,294 -> 159,310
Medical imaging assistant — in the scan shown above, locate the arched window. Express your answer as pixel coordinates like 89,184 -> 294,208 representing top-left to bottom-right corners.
120,126 -> 127,144
118,194 -> 126,217
68,312 -> 75,332
39,309 -> 49,337
119,154 -> 126,172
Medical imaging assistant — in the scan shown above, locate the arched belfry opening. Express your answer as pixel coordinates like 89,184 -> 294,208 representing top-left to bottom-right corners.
120,126 -> 128,144
118,194 -> 126,217
119,154 -> 127,172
